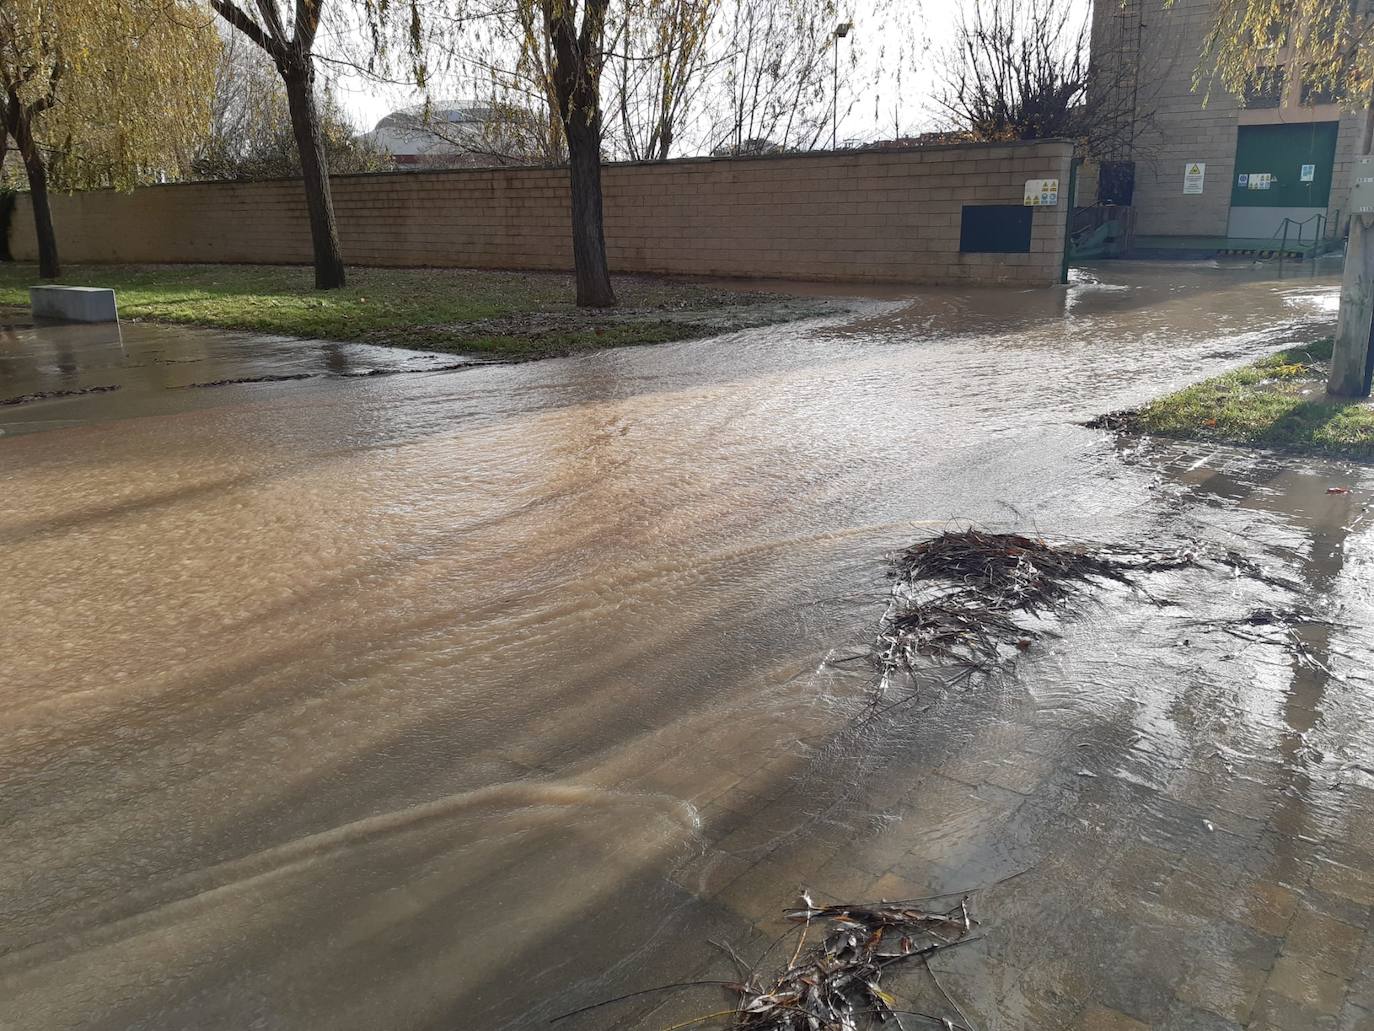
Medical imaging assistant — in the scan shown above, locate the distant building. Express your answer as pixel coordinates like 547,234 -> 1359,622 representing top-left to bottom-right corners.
366,104 -> 544,168
710,138 -> 782,158
1088,0 -> 1365,245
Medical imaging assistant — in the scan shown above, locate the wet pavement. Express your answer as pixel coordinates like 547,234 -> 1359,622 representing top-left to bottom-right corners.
2,259 -> 1373,1030
0,319 -> 484,437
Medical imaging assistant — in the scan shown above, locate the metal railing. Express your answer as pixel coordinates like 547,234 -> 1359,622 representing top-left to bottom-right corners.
1069,204 -> 1135,259
1271,213 -> 1342,272
1274,213 -> 1326,253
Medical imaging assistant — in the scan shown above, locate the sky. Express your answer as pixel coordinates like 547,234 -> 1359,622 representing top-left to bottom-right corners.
325,0 -> 1094,152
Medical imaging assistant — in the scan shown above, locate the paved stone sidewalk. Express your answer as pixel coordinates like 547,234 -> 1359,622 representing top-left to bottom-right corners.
626,455 -> 1374,1030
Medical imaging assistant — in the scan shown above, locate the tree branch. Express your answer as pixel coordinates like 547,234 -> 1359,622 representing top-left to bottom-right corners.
210,0 -> 280,57
295,0 -> 323,54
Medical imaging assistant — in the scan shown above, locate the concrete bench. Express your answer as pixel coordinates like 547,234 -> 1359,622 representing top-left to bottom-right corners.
30,285 -> 119,323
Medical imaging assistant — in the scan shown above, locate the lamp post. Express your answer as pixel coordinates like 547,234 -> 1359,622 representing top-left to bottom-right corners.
833,21 -> 852,151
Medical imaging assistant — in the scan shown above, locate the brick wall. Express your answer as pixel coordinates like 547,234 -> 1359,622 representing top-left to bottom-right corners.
6,141 -> 1074,287
1091,0 -> 1361,239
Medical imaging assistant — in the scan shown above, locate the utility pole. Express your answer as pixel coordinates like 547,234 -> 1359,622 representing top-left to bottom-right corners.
1330,92 -> 1374,398
833,21 -> 852,151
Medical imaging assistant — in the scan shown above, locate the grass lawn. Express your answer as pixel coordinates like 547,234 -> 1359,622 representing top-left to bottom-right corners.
0,263 -> 827,361
1116,338 -> 1374,459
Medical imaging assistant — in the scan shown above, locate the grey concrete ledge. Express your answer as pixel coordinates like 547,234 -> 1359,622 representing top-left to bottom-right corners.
30,285 -> 119,323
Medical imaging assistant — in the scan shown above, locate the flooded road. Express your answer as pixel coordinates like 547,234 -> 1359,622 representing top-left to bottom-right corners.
3,260 -> 1373,1030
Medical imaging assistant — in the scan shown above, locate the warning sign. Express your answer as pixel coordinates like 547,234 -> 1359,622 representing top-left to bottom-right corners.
1023,178 -> 1060,206
1301,163 -> 1316,182
1248,172 -> 1273,190
1183,162 -> 1206,194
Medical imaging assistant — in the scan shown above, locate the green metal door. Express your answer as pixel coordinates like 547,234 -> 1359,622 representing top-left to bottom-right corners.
1230,121 -> 1339,208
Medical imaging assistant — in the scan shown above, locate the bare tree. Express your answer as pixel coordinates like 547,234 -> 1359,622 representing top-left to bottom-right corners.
707,0 -> 845,155
605,0 -> 718,160
448,0 -> 724,307
699,0 -> 910,156
937,0 -> 1090,142
936,0 -> 1148,181
190,32 -> 388,181
450,0 -> 719,164
210,1 -> 343,287
208,1 -> 428,289
538,0 -> 617,307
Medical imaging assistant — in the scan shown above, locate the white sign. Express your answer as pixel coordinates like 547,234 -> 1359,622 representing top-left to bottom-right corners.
1023,178 -> 1059,206
1354,157 -> 1374,212
1237,174 -> 1249,188
1300,163 -> 1316,182
1183,162 -> 1206,194
1248,172 -> 1273,191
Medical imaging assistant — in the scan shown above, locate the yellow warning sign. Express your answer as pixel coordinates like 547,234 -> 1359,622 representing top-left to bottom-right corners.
1023,178 -> 1059,206
1183,162 -> 1206,194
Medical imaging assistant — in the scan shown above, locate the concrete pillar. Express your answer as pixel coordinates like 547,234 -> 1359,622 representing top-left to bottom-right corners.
1329,103 -> 1374,398
1330,215 -> 1374,397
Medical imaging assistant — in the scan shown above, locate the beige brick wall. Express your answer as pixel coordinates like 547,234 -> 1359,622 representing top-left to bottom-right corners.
1092,0 -> 1361,239
6,142 -> 1074,287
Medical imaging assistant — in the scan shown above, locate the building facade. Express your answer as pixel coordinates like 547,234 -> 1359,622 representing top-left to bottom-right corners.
1089,0 -> 1365,244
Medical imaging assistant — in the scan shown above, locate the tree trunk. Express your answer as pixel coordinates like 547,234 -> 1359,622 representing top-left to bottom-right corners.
3,98 -> 58,277
25,153 -> 59,280
6,104 -> 59,278
545,0 -> 616,309
283,63 -> 345,290
0,132 -> 12,263
565,118 -> 616,308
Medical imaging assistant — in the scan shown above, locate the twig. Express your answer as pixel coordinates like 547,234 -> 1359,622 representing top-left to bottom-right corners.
708,938 -> 755,980
548,981 -> 738,1024
926,959 -> 978,1031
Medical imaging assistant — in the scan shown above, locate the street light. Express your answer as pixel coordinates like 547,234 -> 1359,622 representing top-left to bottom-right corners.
833,20 -> 852,151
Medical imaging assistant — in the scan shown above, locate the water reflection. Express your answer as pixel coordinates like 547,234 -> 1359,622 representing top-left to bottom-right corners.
1167,456 -> 1369,890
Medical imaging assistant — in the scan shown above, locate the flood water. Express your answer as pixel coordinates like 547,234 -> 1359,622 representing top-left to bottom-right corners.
3,260 -> 1373,1030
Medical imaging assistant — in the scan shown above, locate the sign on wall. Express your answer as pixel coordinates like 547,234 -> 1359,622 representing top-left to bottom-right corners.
1183,163 -> 1206,194
1301,163 -> 1316,182
1352,157 -> 1374,213
1237,174 -> 1249,188
1248,172 -> 1273,190
1023,178 -> 1059,206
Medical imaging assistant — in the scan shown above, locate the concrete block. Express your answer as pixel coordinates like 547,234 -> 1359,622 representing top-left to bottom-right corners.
30,285 -> 118,323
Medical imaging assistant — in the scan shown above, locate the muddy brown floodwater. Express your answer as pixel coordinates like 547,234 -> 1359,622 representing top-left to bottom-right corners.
3,260 -> 1374,1031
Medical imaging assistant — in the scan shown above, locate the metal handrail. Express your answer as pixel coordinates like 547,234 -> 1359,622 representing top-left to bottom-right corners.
1273,213 -> 1331,271
1272,214 -> 1326,245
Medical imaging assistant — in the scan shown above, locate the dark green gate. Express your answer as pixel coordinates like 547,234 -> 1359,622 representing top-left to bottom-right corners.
1229,121 -> 1338,239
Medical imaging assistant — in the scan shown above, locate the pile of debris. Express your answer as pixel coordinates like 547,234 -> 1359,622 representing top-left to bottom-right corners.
875,529 -> 1195,687
728,894 -> 979,1030
551,891 -> 981,1030
1081,409 -> 1139,432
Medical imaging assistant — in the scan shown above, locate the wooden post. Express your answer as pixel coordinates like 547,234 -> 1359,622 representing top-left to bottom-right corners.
1328,95 -> 1374,397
